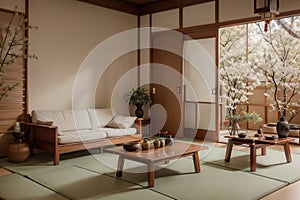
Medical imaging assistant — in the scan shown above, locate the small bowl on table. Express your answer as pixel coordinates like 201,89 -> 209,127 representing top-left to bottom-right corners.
237,133 -> 247,138
123,141 -> 141,152
265,135 -> 277,140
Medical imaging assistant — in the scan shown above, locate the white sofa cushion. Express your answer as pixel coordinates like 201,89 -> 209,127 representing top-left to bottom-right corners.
106,116 -> 137,129
58,130 -> 107,144
72,109 -> 93,130
87,108 -> 113,129
32,109 -> 92,132
97,127 -> 137,137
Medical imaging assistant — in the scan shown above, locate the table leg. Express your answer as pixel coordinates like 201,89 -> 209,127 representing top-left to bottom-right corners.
148,163 -> 154,188
225,139 -> 233,162
250,145 -> 256,172
193,151 -> 200,173
283,142 -> 292,163
116,156 -> 125,177
261,147 -> 266,155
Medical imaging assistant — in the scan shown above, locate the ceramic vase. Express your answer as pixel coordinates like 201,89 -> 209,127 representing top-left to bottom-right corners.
165,135 -> 174,146
154,139 -> 160,148
276,116 -> 290,138
141,138 -> 150,150
135,104 -> 144,118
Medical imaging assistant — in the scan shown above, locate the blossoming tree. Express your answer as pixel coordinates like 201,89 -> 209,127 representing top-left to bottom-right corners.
255,17 -> 300,122
220,26 -> 262,135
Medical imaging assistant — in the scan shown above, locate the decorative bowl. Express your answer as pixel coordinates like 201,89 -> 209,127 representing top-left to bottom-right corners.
265,135 -> 277,140
123,141 -> 140,152
238,133 -> 247,138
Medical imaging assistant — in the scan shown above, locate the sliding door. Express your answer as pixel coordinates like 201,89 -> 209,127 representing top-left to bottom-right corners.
150,31 -> 184,137
183,37 -> 218,141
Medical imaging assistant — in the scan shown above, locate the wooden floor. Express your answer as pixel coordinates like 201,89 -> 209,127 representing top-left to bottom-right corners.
0,167 -> 11,176
1,142 -> 300,199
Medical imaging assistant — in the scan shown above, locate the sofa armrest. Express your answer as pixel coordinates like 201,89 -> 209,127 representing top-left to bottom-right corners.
24,122 -> 60,165
24,122 -> 57,129
24,122 -> 58,145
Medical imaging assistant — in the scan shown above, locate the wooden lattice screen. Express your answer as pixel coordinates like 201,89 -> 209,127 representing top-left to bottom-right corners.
0,9 -> 26,156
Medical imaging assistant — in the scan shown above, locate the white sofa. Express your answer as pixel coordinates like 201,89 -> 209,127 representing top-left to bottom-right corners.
27,108 -> 142,165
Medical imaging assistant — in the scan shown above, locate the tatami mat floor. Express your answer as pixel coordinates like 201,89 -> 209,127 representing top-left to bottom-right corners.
215,141 -> 300,199
1,140 -> 300,199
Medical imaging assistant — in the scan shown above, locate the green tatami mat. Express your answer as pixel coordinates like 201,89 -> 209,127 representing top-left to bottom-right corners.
76,152 -> 160,174
200,145 -> 249,163
209,148 -> 300,183
0,151 -> 98,176
113,161 -> 287,200
29,166 -> 172,200
0,173 -> 67,200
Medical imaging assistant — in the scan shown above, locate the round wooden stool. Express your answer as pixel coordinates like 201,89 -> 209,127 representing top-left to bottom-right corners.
8,142 -> 30,163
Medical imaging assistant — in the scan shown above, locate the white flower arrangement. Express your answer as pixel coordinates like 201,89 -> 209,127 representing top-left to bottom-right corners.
220,54 -> 262,134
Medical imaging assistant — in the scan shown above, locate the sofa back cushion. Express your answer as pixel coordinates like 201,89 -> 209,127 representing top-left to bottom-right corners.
87,108 -> 113,129
106,116 -> 137,129
32,109 -> 92,132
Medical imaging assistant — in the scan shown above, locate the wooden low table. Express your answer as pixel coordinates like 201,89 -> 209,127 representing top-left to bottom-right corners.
105,141 -> 208,188
224,135 -> 294,172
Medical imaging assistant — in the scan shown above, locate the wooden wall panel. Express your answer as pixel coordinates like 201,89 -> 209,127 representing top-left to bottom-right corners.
0,9 -> 26,157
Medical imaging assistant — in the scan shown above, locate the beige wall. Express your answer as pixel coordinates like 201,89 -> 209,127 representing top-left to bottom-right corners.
183,2 -> 215,27
28,0 -> 137,112
95,51 -> 138,115
280,0 -> 300,12
152,9 -> 179,30
219,0 -> 255,22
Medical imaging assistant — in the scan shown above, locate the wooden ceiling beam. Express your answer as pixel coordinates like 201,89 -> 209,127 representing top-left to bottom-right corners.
78,0 -> 216,16
140,0 -> 215,15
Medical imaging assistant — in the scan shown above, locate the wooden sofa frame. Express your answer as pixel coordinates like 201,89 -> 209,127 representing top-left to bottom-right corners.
25,119 -> 142,165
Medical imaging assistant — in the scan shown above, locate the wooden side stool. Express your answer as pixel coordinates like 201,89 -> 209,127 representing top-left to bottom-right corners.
8,142 -> 30,163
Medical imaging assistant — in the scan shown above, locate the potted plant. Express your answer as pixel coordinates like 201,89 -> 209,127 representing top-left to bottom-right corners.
127,87 -> 150,118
